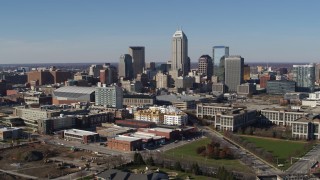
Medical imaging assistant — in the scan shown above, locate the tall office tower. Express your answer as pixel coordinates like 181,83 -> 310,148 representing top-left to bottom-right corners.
225,56 -> 244,92
129,46 -> 145,77
172,29 -> 188,76
155,71 -> 168,89
292,64 -> 315,92
315,64 -> 320,83
145,62 -> 156,70
118,54 -> 133,80
243,64 -> 251,81
95,83 -> 123,109
89,64 -> 103,77
100,64 -> 117,85
198,55 -> 213,79
213,46 -> 229,81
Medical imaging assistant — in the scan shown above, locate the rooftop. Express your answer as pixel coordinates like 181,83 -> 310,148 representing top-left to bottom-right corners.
114,135 -> 141,142
0,127 -> 21,132
54,86 -> 96,95
156,94 -> 207,103
64,129 -> 98,136
149,127 -> 175,133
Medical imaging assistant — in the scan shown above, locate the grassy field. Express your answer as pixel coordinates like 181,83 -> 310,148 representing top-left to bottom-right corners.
240,136 -> 310,168
164,138 -> 252,173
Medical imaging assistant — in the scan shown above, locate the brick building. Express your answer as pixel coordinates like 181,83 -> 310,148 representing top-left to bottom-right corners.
63,129 -> 99,143
27,70 -> 72,85
108,135 -> 142,151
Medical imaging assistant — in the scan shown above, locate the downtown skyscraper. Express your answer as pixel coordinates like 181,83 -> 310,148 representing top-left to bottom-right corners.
118,54 -> 133,80
225,56 -> 244,92
213,46 -> 229,82
293,64 -> 315,92
171,29 -> 189,76
129,46 -> 145,78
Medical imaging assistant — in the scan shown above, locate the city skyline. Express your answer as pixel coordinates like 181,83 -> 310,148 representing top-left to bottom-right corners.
0,0 -> 320,64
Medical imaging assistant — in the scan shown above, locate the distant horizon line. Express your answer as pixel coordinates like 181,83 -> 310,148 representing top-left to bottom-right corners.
0,61 -> 314,65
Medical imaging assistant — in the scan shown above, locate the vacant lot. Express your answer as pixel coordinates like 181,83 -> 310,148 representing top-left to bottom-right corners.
241,136 -> 310,168
164,138 -> 252,173
0,143 -> 101,179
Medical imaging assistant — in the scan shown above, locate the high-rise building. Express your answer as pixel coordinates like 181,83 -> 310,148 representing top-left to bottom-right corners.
155,72 -> 168,89
89,64 -> 103,78
145,62 -> 156,70
100,64 -> 117,85
259,74 -> 276,89
118,54 -> 133,80
225,56 -> 244,92
213,46 -> 229,81
129,46 -> 145,77
293,64 -> 315,92
315,64 -> 320,83
95,83 -> 123,109
243,65 -> 250,81
198,55 -> 213,79
172,29 -> 188,75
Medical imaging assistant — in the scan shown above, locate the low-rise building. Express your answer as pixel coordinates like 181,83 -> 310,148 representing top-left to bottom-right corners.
38,115 -> 76,134
0,127 -> 22,140
214,109 -> 257,131
123,94 -> 156,107
52,86 -> 95,105
266,80 -> 296,95
63,129 -> 99,143
291,116 -> 320,140
163,113 -> 188,126
212,83 -> 225,94
76,112 -> 114,128
108,135 -> 142,151
196,103 -> 233,118
138,127 -> 180,140
237,83 -> 256,95
134,106 -> 188,126
260,108 -> 308,126
96,125 -> 135,138
115,119 -> 156,128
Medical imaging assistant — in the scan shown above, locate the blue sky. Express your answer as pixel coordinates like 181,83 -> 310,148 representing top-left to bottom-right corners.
0,0 -> 319,64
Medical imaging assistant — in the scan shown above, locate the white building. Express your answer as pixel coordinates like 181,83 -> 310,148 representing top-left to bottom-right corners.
163,113 -> 188,126
95,83 -> 123,109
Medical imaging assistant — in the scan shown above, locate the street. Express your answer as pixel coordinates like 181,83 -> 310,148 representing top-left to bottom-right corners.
286,144 -> 320,174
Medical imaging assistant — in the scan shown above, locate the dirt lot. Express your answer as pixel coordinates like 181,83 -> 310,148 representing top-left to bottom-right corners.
0,143 -> 102,179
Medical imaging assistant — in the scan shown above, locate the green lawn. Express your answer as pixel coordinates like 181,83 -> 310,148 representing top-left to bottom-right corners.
164,138 -> 253,173
240,136 -> 311,168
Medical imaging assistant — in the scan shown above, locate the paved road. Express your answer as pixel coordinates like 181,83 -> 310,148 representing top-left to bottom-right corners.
286,144 -> 320,174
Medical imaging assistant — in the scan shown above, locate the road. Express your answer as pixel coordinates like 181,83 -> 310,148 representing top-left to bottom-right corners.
286,144 -> 320,174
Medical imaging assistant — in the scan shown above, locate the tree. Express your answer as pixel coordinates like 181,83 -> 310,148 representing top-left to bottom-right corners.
133,152 -> 145,165
174,161 -> 183,171
191,163 -> 201,175
196,146 -> 206,154
146,156 -> 155,166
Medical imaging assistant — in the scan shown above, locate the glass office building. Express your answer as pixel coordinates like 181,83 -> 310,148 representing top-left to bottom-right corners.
293,64 -> 315,92
212,46 -> 229,82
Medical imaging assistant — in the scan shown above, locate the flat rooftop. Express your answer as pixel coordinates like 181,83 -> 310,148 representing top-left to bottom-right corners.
149,127 -> 175,133
64,129 -> 98,136
0,127 -> 21,132
156,94 -> 208,103
114,135 -> 141,142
